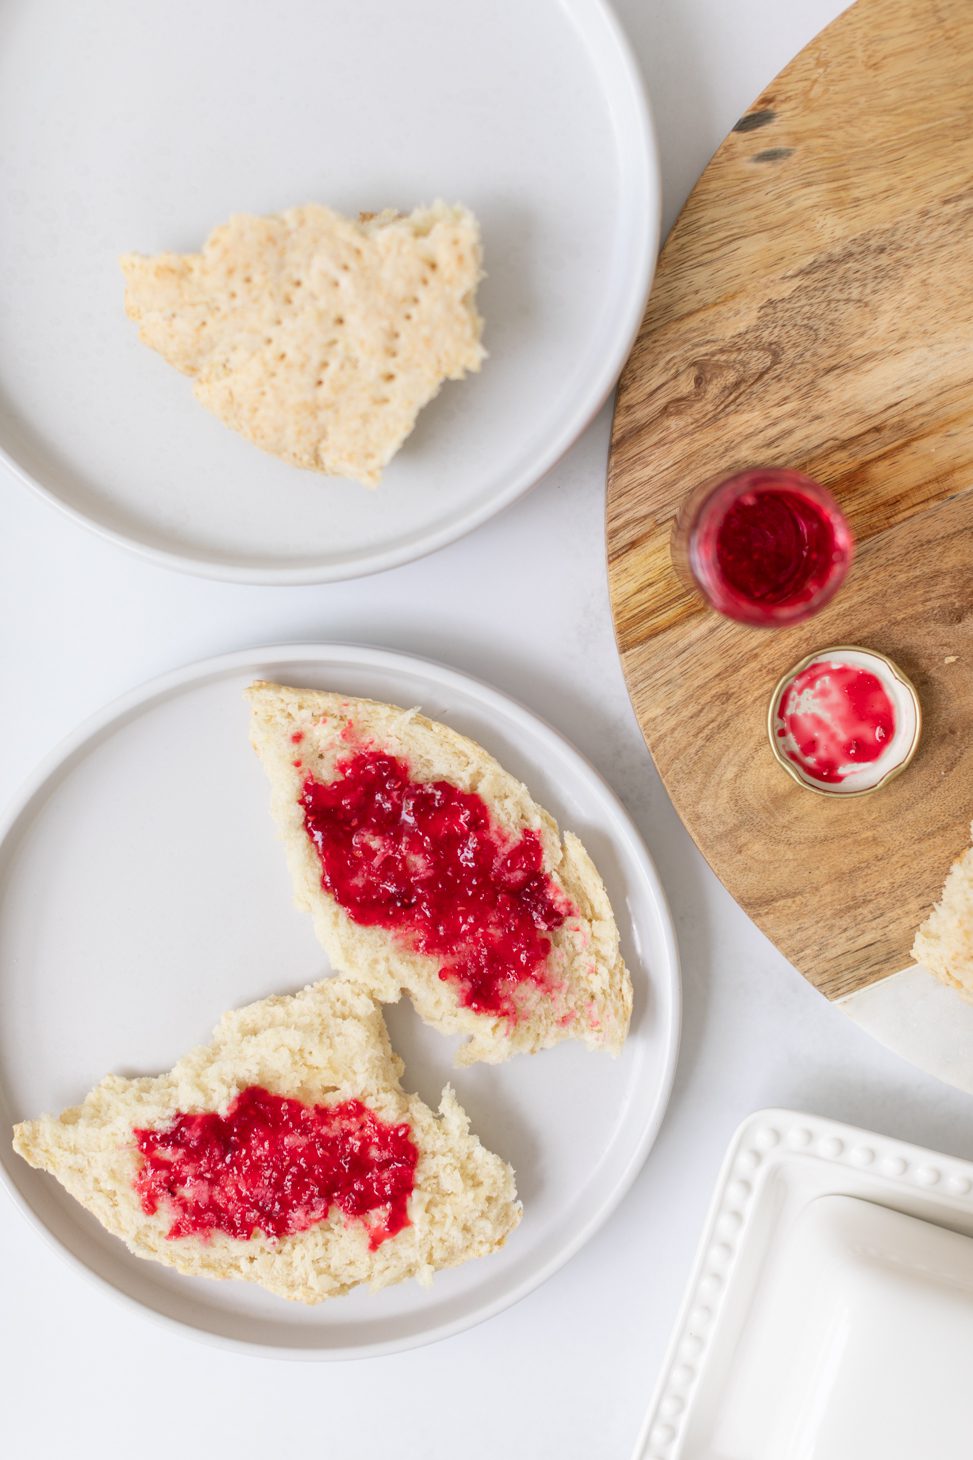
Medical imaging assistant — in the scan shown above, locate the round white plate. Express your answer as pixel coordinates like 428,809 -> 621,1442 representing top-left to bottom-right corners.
0,645 -> 679,1358
0,0 -> 659,583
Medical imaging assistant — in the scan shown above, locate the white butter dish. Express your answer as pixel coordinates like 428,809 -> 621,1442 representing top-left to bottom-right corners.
635,1110 -> 973,1460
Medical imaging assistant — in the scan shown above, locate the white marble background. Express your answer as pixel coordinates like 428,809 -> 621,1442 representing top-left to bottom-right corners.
4,2 -> 972,1457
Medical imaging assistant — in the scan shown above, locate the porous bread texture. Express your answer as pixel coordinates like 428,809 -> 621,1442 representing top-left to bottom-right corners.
913,822 -> 973,997
12,979 -> 520,1304
120,201 -> 484,486
247,682 -> 634,1066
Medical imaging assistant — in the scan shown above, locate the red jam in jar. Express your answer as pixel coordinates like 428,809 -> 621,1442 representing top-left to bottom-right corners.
134,1086 -> 418,1248
300,750 -> 574,1019
673,468 -> 854,626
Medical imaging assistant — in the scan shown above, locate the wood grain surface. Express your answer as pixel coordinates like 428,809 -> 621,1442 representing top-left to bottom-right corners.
607,0 -> 973,1002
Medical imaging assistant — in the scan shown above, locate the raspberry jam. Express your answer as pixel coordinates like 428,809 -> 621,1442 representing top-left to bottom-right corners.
777,660 -> 895,784
769,647 -> 924,795
300,750 -> 573,1019
716,491 -> 838,605
674,468 -> 854,626
134,1086 -> 417,1248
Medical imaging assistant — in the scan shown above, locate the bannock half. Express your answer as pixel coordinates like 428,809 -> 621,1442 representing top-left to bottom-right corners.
913,822 -> 973,997
247,682 -> 634,1065
13,979 -> 520,1303
121,201 -> 484,485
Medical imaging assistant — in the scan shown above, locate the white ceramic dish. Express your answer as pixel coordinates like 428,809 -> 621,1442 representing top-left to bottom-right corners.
634,1110 -> 973,1460
0,0 -> 659,584
0,644 -> 679,1358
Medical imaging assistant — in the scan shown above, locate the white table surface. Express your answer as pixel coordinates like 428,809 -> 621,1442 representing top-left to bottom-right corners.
4,3 -> 973,1457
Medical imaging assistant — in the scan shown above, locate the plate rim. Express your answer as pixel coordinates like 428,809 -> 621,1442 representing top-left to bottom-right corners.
0,0 -> 661,585
0,641 -> 681,1359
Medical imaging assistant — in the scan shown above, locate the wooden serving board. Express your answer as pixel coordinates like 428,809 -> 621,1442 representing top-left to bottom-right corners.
607,0 -> 973,1004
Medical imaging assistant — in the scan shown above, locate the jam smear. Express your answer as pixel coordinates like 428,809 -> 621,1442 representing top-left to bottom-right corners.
134,1086 -> 417,1248
778,661 -> 896,784
300,750 -> 573,1018
715,489 -> 841,609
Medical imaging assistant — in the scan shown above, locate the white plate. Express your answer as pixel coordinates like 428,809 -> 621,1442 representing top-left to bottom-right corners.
0,644 -> 679,1358
635,1110 -> 973,1460
0,0 -> 658,584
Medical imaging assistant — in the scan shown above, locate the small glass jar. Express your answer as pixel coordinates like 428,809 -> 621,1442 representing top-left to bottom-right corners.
671,467 -> 854,627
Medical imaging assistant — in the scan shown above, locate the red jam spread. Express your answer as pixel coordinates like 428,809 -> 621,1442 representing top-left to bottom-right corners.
714,488 -> 841,609
300,750 -> 574,1019
134,1086 -> 417,1248
776,660 -> 896,784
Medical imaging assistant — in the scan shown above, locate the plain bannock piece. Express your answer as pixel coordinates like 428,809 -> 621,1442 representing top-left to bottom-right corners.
12,979 -> 520,1303
247,682 -> 634,1065
913,822 -> 973,997
120,202 -> 484,486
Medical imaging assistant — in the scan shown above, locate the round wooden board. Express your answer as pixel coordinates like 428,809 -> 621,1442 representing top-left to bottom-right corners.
607,0 -> 973,1004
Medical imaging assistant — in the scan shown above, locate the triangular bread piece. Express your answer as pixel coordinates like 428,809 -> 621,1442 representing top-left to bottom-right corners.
121,202 -> 484,485
13,979 -> 519,1304
913,822 -> 973,996
247,682 -> 634,1065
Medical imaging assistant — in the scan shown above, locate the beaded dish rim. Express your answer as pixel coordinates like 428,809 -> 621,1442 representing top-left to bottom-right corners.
632,1108 -> 973,1459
